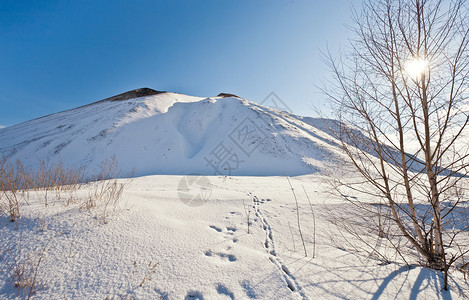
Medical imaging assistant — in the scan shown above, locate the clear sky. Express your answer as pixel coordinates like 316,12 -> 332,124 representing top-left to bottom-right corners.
0,0 -> 357,126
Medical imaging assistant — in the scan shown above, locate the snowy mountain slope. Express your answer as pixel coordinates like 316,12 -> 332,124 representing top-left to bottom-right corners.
0,89 -> 346,176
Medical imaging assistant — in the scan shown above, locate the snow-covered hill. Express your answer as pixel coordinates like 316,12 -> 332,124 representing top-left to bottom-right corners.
0,89 -> 344,176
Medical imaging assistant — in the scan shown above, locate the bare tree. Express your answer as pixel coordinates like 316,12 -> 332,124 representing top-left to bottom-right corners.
323,0 -> 469,290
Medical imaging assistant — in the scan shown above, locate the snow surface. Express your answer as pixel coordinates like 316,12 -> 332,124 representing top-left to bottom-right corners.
1,91 -> 468,299
0,92 -> 345,177
0,175 -> 466,299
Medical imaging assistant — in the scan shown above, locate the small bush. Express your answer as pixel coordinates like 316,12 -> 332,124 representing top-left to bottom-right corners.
0,239 -> 51,299
81,156 -> 129,223
0,155 -> 129,224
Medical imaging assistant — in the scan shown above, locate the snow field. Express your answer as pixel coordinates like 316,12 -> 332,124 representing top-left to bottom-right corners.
1,175 -> 466,299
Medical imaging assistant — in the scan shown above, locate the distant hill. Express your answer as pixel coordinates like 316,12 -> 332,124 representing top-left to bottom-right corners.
0,89 -> 345,176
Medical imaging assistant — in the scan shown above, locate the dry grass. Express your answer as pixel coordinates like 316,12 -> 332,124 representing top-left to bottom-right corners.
0,159 -> 26,222
0,237 -> 51,299
81,156 -> 129,223
133,260 -> 159,288
32,161 -> 86,206
0,155 -> 129,224
0,156 -> 131,297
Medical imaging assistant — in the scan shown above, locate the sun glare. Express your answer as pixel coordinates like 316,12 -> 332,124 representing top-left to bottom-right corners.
406,58 -> 429,78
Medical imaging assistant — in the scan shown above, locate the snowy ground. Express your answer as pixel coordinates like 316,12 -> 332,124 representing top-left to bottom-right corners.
0,175 -> 467,299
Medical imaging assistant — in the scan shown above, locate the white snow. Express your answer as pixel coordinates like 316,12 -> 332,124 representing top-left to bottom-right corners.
0,175 -> 465,299
1,91 -> 468,299
0,92 -> 344,177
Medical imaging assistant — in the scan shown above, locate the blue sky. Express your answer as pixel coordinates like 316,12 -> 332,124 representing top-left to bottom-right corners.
0,0 -> 356,126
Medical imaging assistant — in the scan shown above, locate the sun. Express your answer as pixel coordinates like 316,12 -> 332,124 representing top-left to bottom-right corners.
406,58 -> 429,78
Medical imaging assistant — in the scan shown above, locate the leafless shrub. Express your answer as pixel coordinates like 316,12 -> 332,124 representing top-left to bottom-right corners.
0,238 -> 51,299
0,154 -> 130,223
81,156 -> 128,223
287,177 -> 307,257
0,157 -> 87,217
83,179 -> 126,223
32,160 -> 86,206
0,160 -> 27,222
36,217 -> 48,232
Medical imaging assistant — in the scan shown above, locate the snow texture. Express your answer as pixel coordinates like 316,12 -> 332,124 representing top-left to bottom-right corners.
1,175 -> 465,299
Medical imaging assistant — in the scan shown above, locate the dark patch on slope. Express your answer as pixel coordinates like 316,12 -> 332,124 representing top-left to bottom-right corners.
217,93 -> 241,98
5,88 -> 167,126
96,88 -> 165,103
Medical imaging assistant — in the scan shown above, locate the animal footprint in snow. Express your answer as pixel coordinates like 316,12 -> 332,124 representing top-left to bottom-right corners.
216,283 -> 235,300
253,196 -> 270,205
226,226 -> 237,235
209,225 -> 223,232
209,225 -> 238,238
204,250 -> 237,262
253,196 -> 260,205
185,290 -> 204,300
240,280 -> 257,299
209,224 -> 239,245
